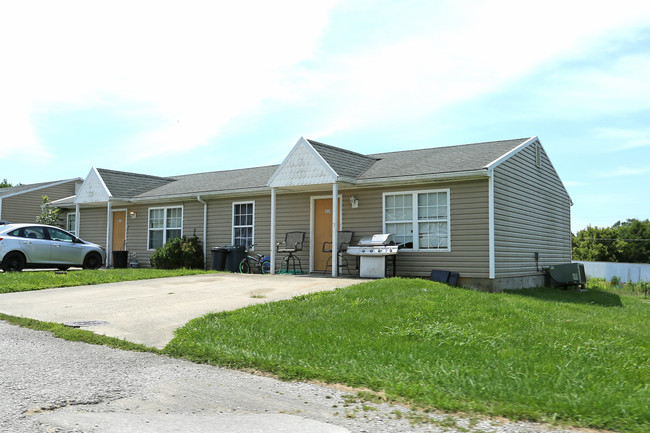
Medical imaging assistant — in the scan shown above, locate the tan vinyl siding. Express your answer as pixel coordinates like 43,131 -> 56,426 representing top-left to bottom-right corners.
1,182 -> 77,224
338,180 -> 490,278
78,207 -> 108,247
493,143 -> 572,278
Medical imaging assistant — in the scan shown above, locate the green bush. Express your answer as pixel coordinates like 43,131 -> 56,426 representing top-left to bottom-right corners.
150,235 -> 204,269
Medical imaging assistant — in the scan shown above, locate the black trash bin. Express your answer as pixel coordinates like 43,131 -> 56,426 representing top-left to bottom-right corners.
224,245 -> 246,272
211,247 -> 228,271
112,251 -> 129,269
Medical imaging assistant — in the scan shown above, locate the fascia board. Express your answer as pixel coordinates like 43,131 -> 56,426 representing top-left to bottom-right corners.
485,136 -> 538,170
130,186 -> 270,203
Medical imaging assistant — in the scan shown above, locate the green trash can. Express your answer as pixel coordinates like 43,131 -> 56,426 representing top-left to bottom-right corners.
225,245 -> 246,272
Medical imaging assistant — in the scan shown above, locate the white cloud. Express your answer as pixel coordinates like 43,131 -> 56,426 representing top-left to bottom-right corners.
596,165 -> 650,178
287,0 -> 650,139
0,0 -> 338,161
594,128 -> 650,151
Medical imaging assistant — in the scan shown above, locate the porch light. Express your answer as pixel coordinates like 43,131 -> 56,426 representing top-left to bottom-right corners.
349,196 -> 359,208
129,211 -> 137,218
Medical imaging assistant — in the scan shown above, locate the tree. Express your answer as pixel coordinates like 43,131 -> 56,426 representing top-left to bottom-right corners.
36,195 -> 62,226
573,219 -> 650,264
1,178 -> 12,188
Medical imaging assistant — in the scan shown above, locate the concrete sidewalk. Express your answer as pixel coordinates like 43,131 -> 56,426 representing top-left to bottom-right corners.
0,273 -> 366,349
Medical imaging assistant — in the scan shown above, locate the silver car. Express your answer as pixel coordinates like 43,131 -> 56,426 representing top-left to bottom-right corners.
0,223 -> 106,272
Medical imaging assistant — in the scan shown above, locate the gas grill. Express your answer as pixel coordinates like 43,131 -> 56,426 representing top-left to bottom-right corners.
346,233 -> 399,278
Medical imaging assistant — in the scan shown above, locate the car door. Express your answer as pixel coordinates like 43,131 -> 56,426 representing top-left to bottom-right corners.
47,227 -> 85,265
19,226 -> 51,264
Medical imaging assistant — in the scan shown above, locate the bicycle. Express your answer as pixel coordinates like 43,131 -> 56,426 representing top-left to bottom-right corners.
239,244 -> 271,274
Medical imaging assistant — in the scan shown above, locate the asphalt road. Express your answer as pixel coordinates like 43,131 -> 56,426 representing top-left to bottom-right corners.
1,320 -> 585,433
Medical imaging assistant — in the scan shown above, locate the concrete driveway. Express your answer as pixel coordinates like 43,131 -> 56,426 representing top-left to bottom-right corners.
0,273 -> 366,349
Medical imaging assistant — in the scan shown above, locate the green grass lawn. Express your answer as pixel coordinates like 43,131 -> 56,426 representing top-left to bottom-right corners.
164,278 -> 649,433
0,268 -> 212,293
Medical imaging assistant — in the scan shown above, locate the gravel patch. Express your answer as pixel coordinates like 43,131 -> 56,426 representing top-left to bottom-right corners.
1,320 -> 593,433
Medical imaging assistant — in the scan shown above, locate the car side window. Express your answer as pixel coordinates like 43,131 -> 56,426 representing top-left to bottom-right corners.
24,227 -> 46,240
48,228 -> 75,243
8,229 -> 23,237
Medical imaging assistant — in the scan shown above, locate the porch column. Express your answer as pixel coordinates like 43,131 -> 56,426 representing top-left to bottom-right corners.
75,204 -> 80,236
106,201 -> 112,268
270,187 -> 277,274
331,183 -> 338,277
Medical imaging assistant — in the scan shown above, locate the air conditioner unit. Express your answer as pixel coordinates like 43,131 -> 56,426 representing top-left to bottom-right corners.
546,263 -> 586,289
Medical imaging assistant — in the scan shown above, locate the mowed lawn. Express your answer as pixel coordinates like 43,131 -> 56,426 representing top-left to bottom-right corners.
165,278 -> 649,433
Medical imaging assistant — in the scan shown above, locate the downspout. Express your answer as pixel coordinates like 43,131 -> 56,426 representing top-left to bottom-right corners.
106,200 -> 113,267
197,196 -> 208,269
488,169 -> 495,280
270,187 -> 276,274
0,198 -> 3,220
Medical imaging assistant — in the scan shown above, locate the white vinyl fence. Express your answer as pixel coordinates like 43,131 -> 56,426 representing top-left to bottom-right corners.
574,261 -> 650,283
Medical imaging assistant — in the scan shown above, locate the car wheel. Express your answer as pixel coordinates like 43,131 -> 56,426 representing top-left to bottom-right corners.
83,252 -> 102,270
2,252 -> 26,272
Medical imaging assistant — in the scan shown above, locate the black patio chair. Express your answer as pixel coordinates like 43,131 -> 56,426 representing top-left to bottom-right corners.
322,230 -> 354,276
277,231 -> 305,274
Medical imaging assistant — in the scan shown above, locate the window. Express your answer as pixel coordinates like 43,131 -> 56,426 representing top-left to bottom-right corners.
148,206 -> 183,250
384,189 -> 450,251
48,227 -> 75,243
66,213 -> 76,235
232,201 -> 254,247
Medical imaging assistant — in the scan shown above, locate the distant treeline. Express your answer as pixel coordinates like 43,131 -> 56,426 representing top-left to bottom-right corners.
573,218 -> 650,264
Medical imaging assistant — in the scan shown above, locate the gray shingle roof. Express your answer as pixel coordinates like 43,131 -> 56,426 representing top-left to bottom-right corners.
89,138 -> 530,201
138,165 -> 279,198
96,169 -> 175,198
307,140 -> 378,179
360,138 -> 526,179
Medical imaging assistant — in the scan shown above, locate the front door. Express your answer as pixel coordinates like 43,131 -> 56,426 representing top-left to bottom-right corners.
112,210 -> 127,251
313,198 -> 341,271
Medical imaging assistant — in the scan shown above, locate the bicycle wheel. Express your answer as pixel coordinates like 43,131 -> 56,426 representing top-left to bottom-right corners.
260,259 -> 271,274
239,258 -> 251,273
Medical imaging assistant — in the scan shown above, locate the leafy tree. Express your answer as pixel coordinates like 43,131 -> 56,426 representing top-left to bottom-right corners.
573,219 -> 650,264
1,178 -> 12,188
36,195 -> 62,226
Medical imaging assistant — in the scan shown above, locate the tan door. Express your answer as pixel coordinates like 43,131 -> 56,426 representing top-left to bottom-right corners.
313,198 -> 340,271
112,210 -> 127,251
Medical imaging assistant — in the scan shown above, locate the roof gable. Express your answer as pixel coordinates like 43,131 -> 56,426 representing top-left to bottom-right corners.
75,168 -> 111,204
268,137 -> 339,187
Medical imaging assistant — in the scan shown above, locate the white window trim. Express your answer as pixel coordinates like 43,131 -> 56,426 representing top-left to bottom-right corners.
66,213 -> 76,235
382,188 -> 451,252
232,201 -> 255,247
147,206 -> 183,251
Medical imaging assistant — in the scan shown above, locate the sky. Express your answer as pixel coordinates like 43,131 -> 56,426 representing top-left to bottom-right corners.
1,0 -> 649,233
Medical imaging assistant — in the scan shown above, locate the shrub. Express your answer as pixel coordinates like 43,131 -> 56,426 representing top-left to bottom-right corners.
610,275 -> 621,287
150,235 -> 204,269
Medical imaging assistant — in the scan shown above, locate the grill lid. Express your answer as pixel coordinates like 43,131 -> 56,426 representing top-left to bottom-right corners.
358,233 -> 395,246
